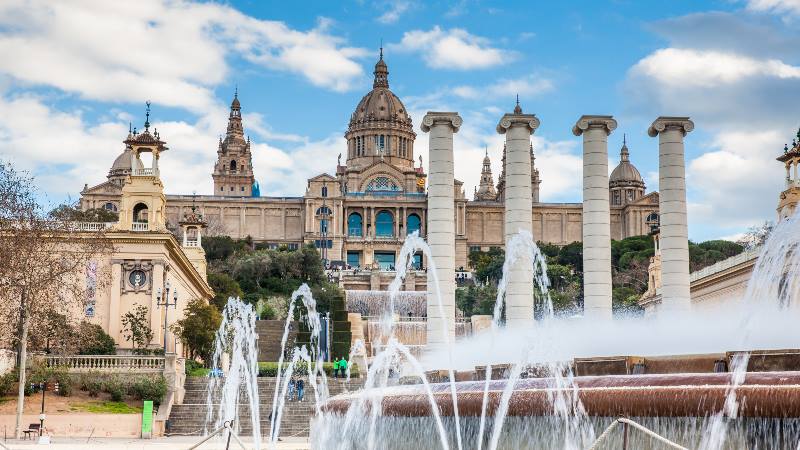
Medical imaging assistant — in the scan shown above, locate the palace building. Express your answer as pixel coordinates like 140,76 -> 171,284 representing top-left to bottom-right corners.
80,52 -> 658,272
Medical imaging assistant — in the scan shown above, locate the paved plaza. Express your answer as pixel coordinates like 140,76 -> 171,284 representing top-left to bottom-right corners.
0,436 -> 309,450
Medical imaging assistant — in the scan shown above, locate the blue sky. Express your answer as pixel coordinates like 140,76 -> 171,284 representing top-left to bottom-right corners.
0,0 -> 798,241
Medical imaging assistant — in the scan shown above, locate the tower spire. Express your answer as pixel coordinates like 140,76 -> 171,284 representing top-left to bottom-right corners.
513,94 -> 522,114
620,133 -> 630,162
144,101 -> 151,131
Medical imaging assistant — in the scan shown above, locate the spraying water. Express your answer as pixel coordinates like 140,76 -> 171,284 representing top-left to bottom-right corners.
205,297 -> 262,448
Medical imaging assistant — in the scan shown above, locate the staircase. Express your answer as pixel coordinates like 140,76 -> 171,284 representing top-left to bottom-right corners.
256,320 -> 297,362
168,376 -> 363,438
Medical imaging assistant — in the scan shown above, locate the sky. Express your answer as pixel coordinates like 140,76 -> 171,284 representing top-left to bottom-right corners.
0,0 -> 798,241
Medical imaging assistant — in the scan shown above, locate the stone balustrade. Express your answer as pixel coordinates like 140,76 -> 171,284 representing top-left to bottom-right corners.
689,247 -> 762,283
132,168 -> 157,176
72,222 -> 116,232
131,222 -> 150,232
184,239 -> 200,247
45,355 -> 166,373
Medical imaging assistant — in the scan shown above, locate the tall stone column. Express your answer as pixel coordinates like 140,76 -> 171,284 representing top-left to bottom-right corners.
496,105 -> 540,327
422,112 -> 462,347
573,115 -> 617,320
648,117 -> 694,312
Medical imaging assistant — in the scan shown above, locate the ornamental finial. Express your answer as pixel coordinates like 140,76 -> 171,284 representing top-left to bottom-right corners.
144,101 -> 151,131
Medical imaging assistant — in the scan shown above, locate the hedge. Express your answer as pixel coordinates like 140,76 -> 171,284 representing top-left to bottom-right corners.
257,361 -> 359,378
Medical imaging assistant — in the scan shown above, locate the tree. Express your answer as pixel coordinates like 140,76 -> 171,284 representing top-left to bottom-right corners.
0,161 -> 111,438
172,298 -> 221,362
737,221 -> 774,249
77,322 -> 116,355
50,203 -> 118,222
207,272 -> 243,310
121,304 -> 154,351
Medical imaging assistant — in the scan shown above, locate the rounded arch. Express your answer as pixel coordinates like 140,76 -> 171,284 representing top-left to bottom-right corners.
348,212 -> 363,237
362,174 -> 402,193
406,213 -> 421,236
375,210 -> 394,237
132,202 -> 149,223
316,206 -> 332,216
230,160 -> 237,171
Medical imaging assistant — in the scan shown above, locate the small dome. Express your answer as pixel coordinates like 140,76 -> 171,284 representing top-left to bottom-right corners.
110,146 -> 144,173
610,141 -> 644,186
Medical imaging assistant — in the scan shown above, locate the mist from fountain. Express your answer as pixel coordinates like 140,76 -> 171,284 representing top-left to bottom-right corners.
204,297 -> 262,448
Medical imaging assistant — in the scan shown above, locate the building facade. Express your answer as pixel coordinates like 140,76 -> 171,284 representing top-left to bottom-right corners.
81,53 -> 658,272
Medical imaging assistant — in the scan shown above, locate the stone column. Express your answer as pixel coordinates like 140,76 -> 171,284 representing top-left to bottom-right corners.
108,262 -> 122,343
648,117 -> 694,312
496,107 -> 540,327
150,263 -> 164,347
573,115 -> 617,320
422,112 -> 462,347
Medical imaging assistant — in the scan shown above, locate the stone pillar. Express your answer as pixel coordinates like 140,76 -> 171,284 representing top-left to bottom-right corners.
422,112 -> 462,347
573,115 -> 617,320
108,262 -> 122,343
496,107 -> 539,327
150,263 -> 164,347
648,117 -> 694,312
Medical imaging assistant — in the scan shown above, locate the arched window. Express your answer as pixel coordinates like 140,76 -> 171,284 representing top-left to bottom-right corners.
230,160 -> 237,171
376,210 -> 393,237
316,206 -> 332,216
321,186 -> 328,197
133,203 -> 148,223
366,176 -> 401,192
348,212 -> 363,237
104,202 -> 117,212
406,213 -> 421,235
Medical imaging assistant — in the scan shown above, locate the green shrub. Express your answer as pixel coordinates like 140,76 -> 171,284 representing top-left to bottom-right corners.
84,376 -> 103,397
185,360 -> 210,377
130,376 -> 167,405
104,377 -> 126,402
78,323 -> 117,355
0,373 -> 15,396
257,361 -> 358,378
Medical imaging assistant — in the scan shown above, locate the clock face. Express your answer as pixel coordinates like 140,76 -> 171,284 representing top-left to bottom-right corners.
129,270 -> 147,288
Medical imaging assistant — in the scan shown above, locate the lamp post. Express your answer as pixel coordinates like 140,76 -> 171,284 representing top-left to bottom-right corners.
156,281 -> 178,354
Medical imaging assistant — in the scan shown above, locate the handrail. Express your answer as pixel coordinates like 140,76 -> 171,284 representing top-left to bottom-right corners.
588,417 -> 688,450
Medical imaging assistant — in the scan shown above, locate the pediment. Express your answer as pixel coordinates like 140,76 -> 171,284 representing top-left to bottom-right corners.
82,180 -> 122,196
629,191 -> 659,206
308,173 -> 337,183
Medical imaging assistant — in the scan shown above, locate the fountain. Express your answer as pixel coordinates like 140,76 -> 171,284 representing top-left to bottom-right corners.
306,109 -> 800,449
195,108 -> 800,449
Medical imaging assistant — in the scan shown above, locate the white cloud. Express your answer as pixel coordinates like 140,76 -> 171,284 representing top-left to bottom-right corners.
631,48 -> 800,88
746,0 -> 800,16
0,0 -> 366,114
391,26 -> 512,70
377,1 -> 412,24
453,75 -> 554,100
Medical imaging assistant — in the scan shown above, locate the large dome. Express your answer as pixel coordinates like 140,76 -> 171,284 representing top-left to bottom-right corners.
610,141 -> 644,187
347,52 -> 413,134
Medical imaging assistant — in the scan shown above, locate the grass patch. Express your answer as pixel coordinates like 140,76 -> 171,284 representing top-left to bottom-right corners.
257,361 -> 359,378
70,401 -> 142,414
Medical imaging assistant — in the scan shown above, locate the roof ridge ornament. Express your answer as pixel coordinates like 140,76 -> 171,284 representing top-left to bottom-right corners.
144,101 -> 151,131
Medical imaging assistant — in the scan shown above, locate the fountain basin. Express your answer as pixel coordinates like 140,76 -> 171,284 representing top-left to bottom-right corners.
322,371 -> 800,418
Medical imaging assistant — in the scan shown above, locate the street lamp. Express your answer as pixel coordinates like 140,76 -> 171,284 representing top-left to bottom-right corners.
156,281 -> 178,354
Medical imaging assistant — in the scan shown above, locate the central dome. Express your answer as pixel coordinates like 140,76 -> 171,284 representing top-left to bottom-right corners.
610,141 -> 644,186
347,51 -> 413,134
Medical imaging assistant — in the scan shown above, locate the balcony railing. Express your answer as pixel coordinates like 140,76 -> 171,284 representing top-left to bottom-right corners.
132,222 -> 149,232
184,239 -> 200,247
45,355 -> 165,373
689,247 -> 761,282
72,222 -> 116,232
132,168 -> 157,176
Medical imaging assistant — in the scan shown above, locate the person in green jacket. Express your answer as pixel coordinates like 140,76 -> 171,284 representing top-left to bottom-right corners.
332,357 -> 340,378
339,357 -> 348,378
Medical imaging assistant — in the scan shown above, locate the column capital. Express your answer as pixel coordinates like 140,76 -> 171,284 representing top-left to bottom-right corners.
421,112 -> 462,133
572,115 -> 617,136
648,116 -> 694,137
496,113 -> 540,134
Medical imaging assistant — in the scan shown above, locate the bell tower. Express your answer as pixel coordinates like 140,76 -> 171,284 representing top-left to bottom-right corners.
777,128 -> 800,220
213,90 -> 256,197
117,102 -> 169,232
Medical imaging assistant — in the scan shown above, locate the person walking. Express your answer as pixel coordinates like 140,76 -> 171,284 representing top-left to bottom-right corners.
288,376 -> 296,401
296,377 -> 305,402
